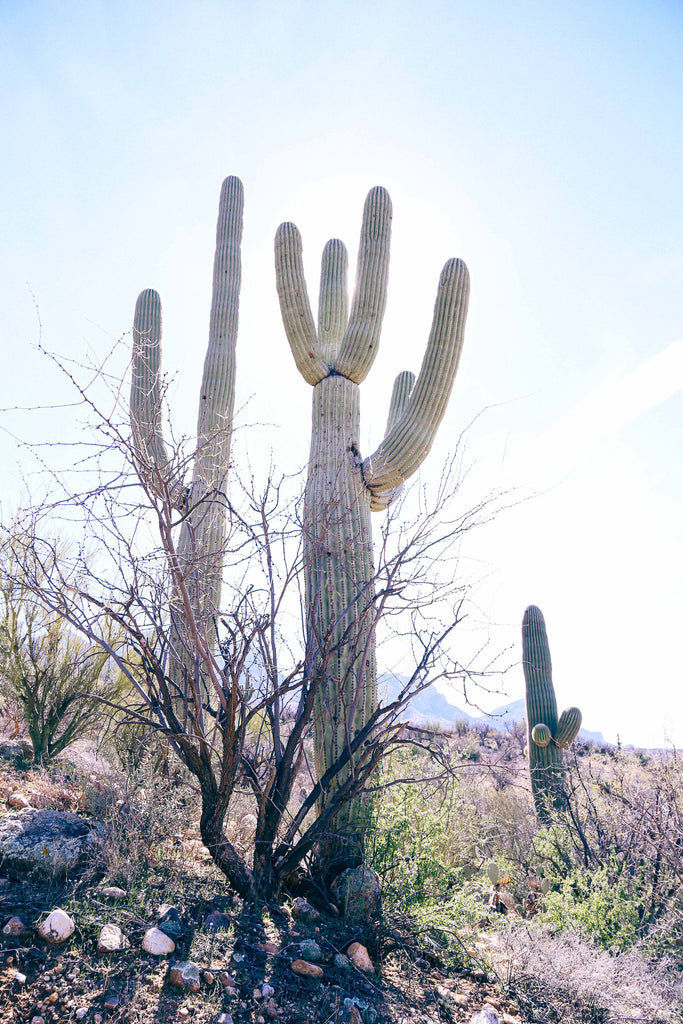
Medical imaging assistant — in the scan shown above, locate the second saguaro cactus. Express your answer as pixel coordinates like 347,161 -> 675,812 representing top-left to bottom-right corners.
275,188 -> 470,859
522,604 -> 582,819
130,176 -> 244,706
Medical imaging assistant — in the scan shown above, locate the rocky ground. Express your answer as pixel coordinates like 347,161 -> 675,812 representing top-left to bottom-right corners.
0,745 -> 526,1024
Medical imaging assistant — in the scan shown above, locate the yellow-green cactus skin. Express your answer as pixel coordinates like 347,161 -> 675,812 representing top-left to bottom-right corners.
130,177 -> 244,698
522,604 -> 582,819
275,188 -> 469,851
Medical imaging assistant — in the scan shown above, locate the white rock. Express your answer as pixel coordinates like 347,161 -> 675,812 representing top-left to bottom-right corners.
8,792 -> 31,809
13,971 -> 27,984
142,926 -> 175,955
261,983 -> 274,998
97,922 -> 129,953
101,886 -> 127,899
75,1009 -> 88,1019
38,909 -> 75,945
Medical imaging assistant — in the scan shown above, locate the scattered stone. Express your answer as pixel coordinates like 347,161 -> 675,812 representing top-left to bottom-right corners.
261,983 -> 274,998
158,904 -> 184,939
331,866 -> 382,923
204,909 -> 232,931
203,970 -> 214,985
262,999 -> 278,1020
97,923 -> 129,953
38,909 -> 75,945
178,1009 -> 190,1019
94,1014 -> 103,1024
502,1015 -> 521,1024
471,1009 -> 501,1024
452,993 -> 469,1007
218,971 -> 236,987
333,953 -> 350,968
101,886 -> 127,899
168,961 -> 201,993
298,938 -> 322,961
290,959 -> 323,978
31,1016 -> 45,1024
0,810 -> 104,876
3,915 -> 27,936
8,792 -> 31,809
215,1015 -> 233,1024
347,941 -> 374,973
104,992 -> 119,1011
347,1008 -> 364,1024
75,1009 -> 88,1019
291,896 -> 321,924
258,941 -> 279,954
13,971 -> 27,984
142,927 -> 175,955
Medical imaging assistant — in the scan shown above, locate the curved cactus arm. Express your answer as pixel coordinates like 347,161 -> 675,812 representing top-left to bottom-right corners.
275,222 -> 328,385
369,371 -> 415,512
531,723 -> 552,748
555,707 -> 582,748
335,187 -> 392,383
362,258 -> 470,496
318,239 -> 349,366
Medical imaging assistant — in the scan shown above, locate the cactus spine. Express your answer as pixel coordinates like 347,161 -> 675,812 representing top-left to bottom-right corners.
522,604 -> 582,819
130,177 -> 244,697
275,188 -> 469,860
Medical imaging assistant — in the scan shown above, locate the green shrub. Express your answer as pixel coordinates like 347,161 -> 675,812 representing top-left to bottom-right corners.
0,534 -> 127,762
541,857 -> 648,951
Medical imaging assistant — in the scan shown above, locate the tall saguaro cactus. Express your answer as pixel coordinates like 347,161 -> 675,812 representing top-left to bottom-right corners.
522,605 -> 582,820
275,188 -> 470,861
130,176 -> 244,702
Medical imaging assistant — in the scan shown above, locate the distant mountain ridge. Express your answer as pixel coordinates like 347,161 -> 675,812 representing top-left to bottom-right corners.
379,674 -> 605,745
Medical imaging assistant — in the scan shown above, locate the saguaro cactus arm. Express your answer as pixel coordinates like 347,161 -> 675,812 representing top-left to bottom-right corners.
555,706 -> 582,748
274,223 -> 329,385
362,257 -> 470,499
335,186 -> 392,382
131,287 -> 172,471
189,174 -> 243,502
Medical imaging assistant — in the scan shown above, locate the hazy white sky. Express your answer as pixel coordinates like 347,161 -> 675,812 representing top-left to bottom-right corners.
1,0 -> 681,746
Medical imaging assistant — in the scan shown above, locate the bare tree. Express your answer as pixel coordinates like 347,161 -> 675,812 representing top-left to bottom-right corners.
2,331 -> 507,898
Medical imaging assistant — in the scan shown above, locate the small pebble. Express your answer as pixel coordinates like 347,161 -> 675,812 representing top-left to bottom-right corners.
94,1015 -> 103,1024
261,983 -> 274,998
75,1010 -> 88,1020
13,971 -> 27,985
202,970 -> 214,985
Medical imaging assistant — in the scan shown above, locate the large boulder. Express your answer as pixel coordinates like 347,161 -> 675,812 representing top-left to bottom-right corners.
331,865 -> 382,923
0,809 -> 104,875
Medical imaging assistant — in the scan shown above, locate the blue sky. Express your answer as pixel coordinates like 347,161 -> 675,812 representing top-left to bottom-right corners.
1,0 -> 682,746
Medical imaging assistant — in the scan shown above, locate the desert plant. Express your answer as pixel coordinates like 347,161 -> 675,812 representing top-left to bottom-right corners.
275,186 -> 469,868
522,604 -> 582,819
0,534 -> 126,762
130,175 -> 243,708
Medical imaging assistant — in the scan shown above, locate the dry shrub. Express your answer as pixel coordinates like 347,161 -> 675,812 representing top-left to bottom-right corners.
497,921 -> 683,1023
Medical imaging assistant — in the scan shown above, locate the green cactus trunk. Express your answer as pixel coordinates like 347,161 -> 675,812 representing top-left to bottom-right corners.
131,176 -> 243,708
304,375 -> 377,845
522,604 -> 582,821
275,187 -> 469,868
